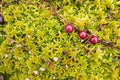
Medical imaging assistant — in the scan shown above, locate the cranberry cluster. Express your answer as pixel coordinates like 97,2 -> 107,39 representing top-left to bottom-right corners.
65,24 -> 98,44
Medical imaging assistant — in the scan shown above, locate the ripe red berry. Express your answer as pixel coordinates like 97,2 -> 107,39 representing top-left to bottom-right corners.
78,31 -> 88,40
0,15 -> 4,24
89,35 -> 98,44
65,24 -> 74,33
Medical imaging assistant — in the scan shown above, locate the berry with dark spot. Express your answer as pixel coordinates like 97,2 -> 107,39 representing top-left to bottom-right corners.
78,31 -> 88,40
89,35 -> 98,44
65,24 -> 74,33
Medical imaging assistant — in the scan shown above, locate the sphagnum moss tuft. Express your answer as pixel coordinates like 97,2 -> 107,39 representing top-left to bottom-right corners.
0,0 -> 120,80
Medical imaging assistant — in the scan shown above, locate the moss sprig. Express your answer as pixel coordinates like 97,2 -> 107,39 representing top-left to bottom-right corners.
0,0 -> 120,80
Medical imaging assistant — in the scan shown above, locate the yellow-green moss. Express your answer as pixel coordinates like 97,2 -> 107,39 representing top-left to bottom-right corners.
0,0 -> 120,80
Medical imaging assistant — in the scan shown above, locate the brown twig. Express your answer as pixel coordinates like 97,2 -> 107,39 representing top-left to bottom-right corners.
83,46 -> 90,55
42,0 -> 67,23
97,23 -> 108,31
74,27 -> 80,32
99,39 -> 120,51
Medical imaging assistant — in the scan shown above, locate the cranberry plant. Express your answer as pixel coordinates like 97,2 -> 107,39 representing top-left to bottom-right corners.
0,0 -> 120,80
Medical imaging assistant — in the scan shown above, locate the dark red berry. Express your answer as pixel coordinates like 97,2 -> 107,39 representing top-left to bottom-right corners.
89,35 -> 98,44
65,24 -> 74,33
0,15 -> 4,24
78,31 -> 88,40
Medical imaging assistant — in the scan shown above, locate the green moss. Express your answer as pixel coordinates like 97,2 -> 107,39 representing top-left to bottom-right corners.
0,0 -> 120,80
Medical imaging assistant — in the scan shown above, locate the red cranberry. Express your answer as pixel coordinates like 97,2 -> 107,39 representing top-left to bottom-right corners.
78,31 -> 88,40
65,24 -> 74,33
89,35 -> 98,44
0,15 -> 4,24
